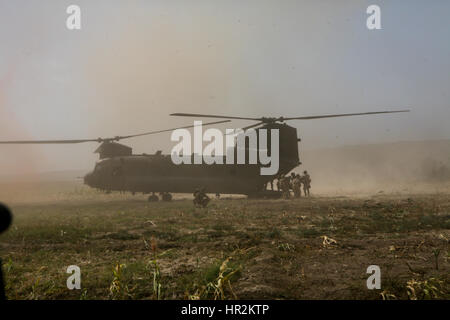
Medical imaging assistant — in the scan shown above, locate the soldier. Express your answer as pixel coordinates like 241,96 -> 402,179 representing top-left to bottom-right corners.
303,170 -> 311,196
293,174 -> 302,198
276,174 -> 281,191
193,187 -> 210,208
193,188 -> 201,206
280,176 -> 291,199
193,188 -> 200,198
290,172 -> 296,185
200,188 -> 211,207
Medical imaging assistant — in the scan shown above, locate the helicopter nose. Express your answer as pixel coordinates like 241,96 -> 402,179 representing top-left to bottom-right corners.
84,172 -> 94,186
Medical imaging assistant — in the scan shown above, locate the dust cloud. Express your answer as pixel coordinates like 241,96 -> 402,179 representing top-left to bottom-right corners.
0,63 -> 46,176
78,9 -> 240,157
299,140 -> 450,195
0,2 -> 449,198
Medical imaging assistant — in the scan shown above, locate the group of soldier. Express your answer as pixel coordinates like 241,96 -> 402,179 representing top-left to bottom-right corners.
274,170 -> 311,199
193,170 -> 311,206
193,187 -> 210,208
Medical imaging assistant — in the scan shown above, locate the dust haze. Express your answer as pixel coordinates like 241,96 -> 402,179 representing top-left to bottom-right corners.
1,1 -> 450,195
299,140 -> 450,194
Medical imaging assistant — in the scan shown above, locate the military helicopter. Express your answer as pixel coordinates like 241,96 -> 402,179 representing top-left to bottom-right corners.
0,110 -> 408,200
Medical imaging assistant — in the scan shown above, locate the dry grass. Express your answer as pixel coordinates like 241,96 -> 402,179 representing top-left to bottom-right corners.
0,181 -> 449,299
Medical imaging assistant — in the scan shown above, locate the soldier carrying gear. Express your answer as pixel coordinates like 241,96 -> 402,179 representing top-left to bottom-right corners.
291,172 -> 295,184
193,187 -> 210,208
302,170 -> 311,196
290,172 -> 296,187
293,174 -> 302,198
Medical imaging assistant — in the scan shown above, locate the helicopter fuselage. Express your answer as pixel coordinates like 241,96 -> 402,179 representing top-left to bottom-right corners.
84,155 -> 270,195
84,123 -> 301,196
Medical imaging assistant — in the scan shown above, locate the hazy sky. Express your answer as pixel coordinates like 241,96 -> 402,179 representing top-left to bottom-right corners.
0,0 -> 449,174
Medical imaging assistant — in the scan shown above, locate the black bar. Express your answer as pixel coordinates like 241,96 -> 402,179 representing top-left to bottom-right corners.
0,258 -> 5,301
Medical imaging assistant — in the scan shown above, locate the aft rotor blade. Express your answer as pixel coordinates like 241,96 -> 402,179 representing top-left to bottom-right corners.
171,113 -> 261,121
225,122 -> 264,135
242,122 -> 264,131
117,120 -> 231,140
283,110 -> 410,121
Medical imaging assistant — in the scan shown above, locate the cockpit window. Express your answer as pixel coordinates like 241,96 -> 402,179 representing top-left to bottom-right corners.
94,161 -> 107,172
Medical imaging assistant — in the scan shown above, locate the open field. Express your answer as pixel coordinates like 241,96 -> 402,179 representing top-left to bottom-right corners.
0,181 -> 449,300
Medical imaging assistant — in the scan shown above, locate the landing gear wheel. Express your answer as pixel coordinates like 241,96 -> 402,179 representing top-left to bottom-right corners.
161,192 -> 172,202
148,194 -> 159,202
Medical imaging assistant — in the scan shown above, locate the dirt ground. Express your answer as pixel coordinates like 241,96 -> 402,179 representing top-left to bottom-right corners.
0,181 -> 449,300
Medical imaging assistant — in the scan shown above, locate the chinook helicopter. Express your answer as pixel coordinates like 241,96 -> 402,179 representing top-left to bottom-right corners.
0,110 -> 408,200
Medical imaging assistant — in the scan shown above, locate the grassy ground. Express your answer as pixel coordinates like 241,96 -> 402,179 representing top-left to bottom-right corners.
0,182 -> 449,300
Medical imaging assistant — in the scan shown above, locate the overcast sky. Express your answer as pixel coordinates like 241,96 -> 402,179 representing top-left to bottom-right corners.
0,0 -> 449,174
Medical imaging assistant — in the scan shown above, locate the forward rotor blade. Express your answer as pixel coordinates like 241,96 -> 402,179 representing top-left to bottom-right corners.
0,138 -> 101,144
283,110 -> 410,121
171,113 -> 261,121
116,120 -> 231,140
0,120 -> 231,145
